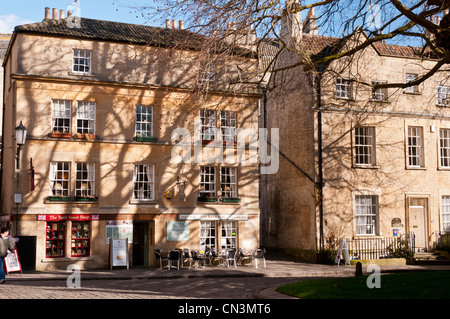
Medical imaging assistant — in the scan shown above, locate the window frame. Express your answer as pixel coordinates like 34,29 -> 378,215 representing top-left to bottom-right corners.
354,126 -> 376,167
71,221 -> 90,257
51,99 -> 72,134
440,128 -> 450,169
405,73 -> 420,93
220,167 -> 237,198
72,49 -> 92,74
199,109 -> 216,141
355,195 -> 378,236
46,221 -> 66,258
198,62 -> 216,84
75,162 -> 95,197
50,162 -> 71,197
199,166 -> 216,198
437,86 -> 450,107
200,221 -> 217,252
336,77 -> 353,99
371,81 -> 389,102
76,101 -> 96,135
135,105 -> 153,138
407,126 -> 425,168
220,111 -> 237,143
221,221 -> 237,249
132,164 -> 155,201
442,196 -> 450,233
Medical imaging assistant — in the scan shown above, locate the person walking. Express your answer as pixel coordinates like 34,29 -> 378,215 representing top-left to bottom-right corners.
0,227 -> 16,284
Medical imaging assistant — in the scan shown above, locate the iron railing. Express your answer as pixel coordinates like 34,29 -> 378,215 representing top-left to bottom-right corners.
344,233 -> 415,260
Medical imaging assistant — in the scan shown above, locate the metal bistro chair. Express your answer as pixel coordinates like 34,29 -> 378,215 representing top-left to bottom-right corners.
207,248 -> 222,267
154,249 -> 169,269
168,250 -> 181,270
181,248 -> 191,268
238,248 -> 254,266
225,248 -> 237,268
253,248 -> 266,269
190,251 -> 206,269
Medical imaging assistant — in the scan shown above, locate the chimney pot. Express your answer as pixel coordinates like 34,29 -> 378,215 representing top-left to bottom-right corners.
68,10 -> 73,17
179,20 -> 184,30
60,10 -> 65,19
52,8 -> 58,20
172,20 -> 178,29
45,7 -> 51,20
165,19 -> 171,28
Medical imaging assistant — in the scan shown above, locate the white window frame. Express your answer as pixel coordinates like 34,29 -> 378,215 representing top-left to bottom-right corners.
198,62 -> 216,84
336,77 -> 353,99
440,128 -> 450,168
135,105 -> 153,137
355,195 -> 378,236
76,101 -> 96,134
221,221 -> 237,249
407,126 -> 424,168
75,162 -> 95,197
405,73 -> 419,93
73,49 -> 92,74
354,126 -> 376,166
199,166 -> 216,198
200,221 -> 217,252
132,164 -> 155,201
442,196 -> 450,232
200,109 -> 216,141
220,167 -> 237,198
220,111 -> 237,143
371,81 -> 388,101
437,86 -> 450,106
50,162 -> 70,196
51,100 -> 71,133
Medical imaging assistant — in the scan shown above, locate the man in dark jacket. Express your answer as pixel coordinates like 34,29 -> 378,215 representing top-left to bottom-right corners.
0,227 -> 16,284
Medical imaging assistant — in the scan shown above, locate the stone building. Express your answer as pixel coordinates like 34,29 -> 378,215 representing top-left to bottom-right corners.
1,34 -> 12,166
1,8 -> 261,270
261,8 -> 450,261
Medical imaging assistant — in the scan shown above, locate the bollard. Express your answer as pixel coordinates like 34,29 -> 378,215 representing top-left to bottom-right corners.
355,261 -> 362,276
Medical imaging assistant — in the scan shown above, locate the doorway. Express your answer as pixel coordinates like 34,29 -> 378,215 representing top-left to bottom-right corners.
132,221 -> 151,267
407,197 -> 428,251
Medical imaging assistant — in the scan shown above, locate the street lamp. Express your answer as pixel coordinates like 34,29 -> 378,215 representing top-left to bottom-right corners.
15,121 -> 27,169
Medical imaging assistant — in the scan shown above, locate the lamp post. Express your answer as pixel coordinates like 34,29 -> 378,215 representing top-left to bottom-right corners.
15,121 -> 27,169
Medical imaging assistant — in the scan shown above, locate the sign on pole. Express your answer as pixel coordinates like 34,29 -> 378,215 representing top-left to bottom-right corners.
334,239 -> 350,266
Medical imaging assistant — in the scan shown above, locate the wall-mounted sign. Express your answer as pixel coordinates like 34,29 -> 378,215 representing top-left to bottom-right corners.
106,220 -> 133,244
167,222 -> 190,241
178,214 -> 248,221
37,214 -> 99,221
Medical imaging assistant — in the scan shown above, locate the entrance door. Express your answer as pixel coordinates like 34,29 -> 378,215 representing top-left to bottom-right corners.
132,222 -> 149,266
408,198 -> 428,250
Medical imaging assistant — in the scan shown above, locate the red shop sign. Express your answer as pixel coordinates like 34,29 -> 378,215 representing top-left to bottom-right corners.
37,214 -> 100,221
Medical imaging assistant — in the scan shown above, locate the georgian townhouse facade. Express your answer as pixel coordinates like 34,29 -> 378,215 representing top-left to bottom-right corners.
1,9 -> 261,270
261,8 -> 450,260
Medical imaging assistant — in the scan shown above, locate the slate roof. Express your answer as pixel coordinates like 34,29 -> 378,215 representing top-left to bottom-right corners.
14,17 -> 207,50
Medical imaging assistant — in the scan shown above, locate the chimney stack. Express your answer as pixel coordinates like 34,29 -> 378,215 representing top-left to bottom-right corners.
44,7 -> 51,20
52,8 -> 58,20
179,20 -> 184,30
165,19 -> 171,28
60,10 -> 66,19
172,20 -> 178,29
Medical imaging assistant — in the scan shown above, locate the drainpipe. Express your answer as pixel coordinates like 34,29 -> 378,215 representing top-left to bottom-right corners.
316,73 -> 324,250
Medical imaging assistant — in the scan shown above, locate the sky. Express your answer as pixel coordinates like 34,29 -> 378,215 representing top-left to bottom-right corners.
0,0 -> 163,33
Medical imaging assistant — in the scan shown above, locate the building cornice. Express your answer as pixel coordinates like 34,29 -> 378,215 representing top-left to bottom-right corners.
10,73 -> 263,98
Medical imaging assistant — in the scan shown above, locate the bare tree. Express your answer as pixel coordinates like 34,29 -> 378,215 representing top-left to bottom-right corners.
127,0 -> 450,91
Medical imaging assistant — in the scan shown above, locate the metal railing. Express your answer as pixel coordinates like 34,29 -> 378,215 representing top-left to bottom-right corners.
344,233 -> 415,260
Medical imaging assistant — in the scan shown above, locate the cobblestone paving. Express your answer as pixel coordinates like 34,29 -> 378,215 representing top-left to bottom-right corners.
0,276 -> 307,299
